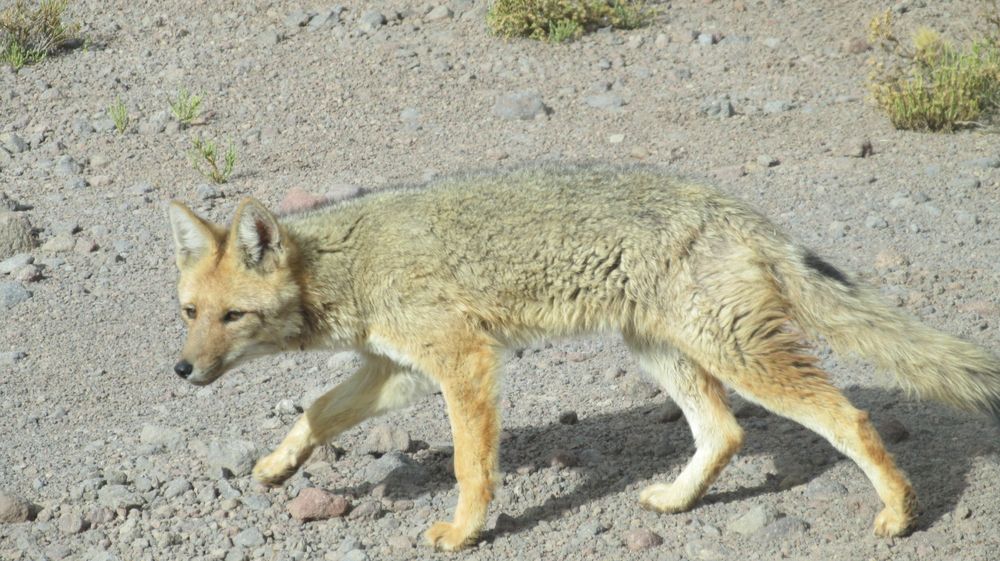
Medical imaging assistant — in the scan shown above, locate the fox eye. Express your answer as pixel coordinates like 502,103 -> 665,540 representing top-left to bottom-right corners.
183,306 -> 196,319
222,310 -> 245,323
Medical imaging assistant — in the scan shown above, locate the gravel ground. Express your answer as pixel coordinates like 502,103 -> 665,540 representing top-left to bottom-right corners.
2,1 -> 1000,560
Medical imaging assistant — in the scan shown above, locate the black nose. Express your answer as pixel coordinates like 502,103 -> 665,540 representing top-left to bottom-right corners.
174,360 -> 193,378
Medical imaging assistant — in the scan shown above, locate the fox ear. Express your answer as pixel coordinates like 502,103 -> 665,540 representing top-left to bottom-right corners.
231,198 -> 285,271
168,202 -> 219,269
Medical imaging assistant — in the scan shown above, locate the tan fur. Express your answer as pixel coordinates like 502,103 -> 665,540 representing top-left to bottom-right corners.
169,164 -> 1000,551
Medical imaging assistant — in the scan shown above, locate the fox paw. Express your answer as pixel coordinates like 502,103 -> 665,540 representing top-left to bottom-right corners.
251,453 -> 298,487
873,506 -> 913,537
639,483 -> 697,513
425,520 -> 475,551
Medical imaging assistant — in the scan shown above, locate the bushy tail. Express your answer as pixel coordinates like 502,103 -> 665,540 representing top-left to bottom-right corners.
777,246 -> 1000,419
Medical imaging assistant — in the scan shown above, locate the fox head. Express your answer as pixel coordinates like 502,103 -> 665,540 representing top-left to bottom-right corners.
168,199 -> 305,385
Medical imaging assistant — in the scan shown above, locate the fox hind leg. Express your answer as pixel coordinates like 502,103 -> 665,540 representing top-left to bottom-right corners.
626,337 -> 744,513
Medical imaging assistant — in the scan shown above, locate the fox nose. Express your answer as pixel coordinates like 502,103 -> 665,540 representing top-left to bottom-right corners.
174,360 -> 193,379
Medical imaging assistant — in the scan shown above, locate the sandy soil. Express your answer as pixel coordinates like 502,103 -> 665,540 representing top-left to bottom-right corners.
2,1 -> 999,560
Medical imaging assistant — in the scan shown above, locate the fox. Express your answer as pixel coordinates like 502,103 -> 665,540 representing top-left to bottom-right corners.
168,164 -> 1000,551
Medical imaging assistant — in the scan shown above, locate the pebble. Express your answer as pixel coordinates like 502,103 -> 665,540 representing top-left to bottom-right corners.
44,544 -> 72,559
842,138 -> 873,158
700,96 -> 734,118
727,504 -> 780,535
346,500 -> 382,520
0,282 -> 32,309
41,234 -> 74,253
763,100 -> 793,114
1,133 -> 28,154
58,511 -> 87,534
206,439 -> 259,478
0,253 -> 32,275
865,214 -> 888,229
0,212 -> 35,259
585,93 -> 625,110
803,479 -> 848,501
258,29 -> 284,46
656,400 -> 683,422
97,485 -> 142,511
549,450 -> 578,469
285,10 -> 312,28
755,516 -> 809,541
361,424 -> 412,455
139,423 -> 183,451
954,211 -> 980,228
0,492 -> 35,522
697,32 -> 717,45
162,478 -> 192,499
196,184 -> 222,200
827,220 -> 848,238
363,452 -> 425,485
493,91 -> 548,120
55,155 -> 81,176
358,10 -> 386,33
288,488 -> 350,521
234,527 -> 265,547
425,5 -> 453,20
624,527 -> 663,550
558,410 -> 578,425
0,351 -> 27,365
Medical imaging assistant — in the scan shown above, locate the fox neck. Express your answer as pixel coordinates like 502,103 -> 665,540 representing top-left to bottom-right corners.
284,215 -> 368,352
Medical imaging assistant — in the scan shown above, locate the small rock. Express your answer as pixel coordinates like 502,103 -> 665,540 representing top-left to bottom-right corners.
288,487 -> 350,521
549,450 -> 578,469
257,29 -> 283,46
842,138 -> 874,158
361,424 -> 412,455
727,504 -> 780,535
879,416 -> 909,443
0,282 -> 31,309
0,212 -> 35,259
347,499 -> 382,520
162,478 -> 192,499
0,492 -> 35,522
865,214 -> 888,229
624,528 -> 663,550
493,91 -> 548,120
0,253 -> 32,275
130,182 -> 154,195
58,511 -> 87,534
954,211 -> 980,228
74,237 -> 98,254
284,10 -> 312,27
827,221 -> 848,238
425,5 -> 453,20
0,351 -> 27,365
358,10 -> 386,32
54,155 -> 81,176
803,479 -> 848,501
44,544 -> 72,560
585,93 -> 625,110
97,485 -> 142,511
755,516 -> 809,541
1,133 -> 28,154
576,518 -> 609,538
756,155 -> 779,167
139,424 -> 183,451
363,452 -> 426,485
206,440 -> 259,478
86,506 -> 114,527
274,398 -> 303,415
138,111 -> 169,135
196,184 -> 221,200
41,234 -> 74,253
841,37 -> 870,54
233,527 -> 265,548
558,411 -> 578,425
763,100 -> 793,114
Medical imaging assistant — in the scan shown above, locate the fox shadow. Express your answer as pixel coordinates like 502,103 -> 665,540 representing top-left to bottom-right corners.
328,386 -> 996,539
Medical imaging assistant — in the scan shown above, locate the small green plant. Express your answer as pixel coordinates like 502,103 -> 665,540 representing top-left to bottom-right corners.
107,98 -> 130,134
867,7 -> 1000,132
189,136 -> 236,184
487,0 -> 650,42
0,0 -> 79,70
547,19 -> 581,43
169,89 -> 203,127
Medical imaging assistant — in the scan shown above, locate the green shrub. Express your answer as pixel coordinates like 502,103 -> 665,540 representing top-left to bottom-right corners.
0,0 -> 79,69
169,89 -> 203,127
488,0 -> 650,43
868,8 -> 1000,131
189,136 -> 236,184
107,98 -> 130,134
